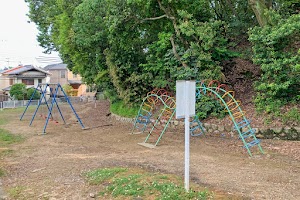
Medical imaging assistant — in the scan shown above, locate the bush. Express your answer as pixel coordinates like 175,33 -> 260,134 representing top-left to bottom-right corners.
27,88 -> 40,100
196,96 -> 226,120
9,83 -> 27,100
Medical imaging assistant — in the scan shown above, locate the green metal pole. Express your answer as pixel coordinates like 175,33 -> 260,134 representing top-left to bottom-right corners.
155,109 -> 176,146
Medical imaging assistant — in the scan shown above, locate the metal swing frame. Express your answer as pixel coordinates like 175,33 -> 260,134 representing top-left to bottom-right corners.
20,83 -> 85,134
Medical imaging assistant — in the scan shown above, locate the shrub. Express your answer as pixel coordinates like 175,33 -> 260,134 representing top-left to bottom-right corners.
9,83 -> 27,100
196,96 -> 226,120
27,88 -> 40,100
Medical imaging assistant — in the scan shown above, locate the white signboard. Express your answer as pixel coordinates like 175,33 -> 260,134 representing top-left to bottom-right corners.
176,80 -> 196,119
175,80 -> 196,192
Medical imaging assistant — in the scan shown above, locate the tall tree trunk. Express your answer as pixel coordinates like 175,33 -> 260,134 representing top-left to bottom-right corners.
248,0 -> 269,27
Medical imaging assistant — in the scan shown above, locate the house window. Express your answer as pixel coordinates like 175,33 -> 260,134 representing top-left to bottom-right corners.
22,79 -> 34,85
73,74 -> 77,78
9,79 -> 14,85
38,79 -> 42,84
60,70 -> 66,78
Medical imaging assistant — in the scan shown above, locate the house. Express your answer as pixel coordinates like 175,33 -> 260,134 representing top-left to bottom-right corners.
0,65 -> 49,96
44,63 -> 87,97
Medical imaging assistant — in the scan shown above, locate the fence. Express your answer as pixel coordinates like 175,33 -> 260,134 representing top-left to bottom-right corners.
0,97 -> 81,110
0,95 -> 9,102
0,100 -> 39,110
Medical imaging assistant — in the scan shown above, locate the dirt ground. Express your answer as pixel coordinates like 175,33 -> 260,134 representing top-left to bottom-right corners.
0,100 -> 299,200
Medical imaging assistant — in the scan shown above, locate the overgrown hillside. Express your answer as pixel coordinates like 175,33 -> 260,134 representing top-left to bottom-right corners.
25,0 -> 299,123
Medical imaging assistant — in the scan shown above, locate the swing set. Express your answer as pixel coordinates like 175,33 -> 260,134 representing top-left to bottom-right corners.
20,83 -> 85,134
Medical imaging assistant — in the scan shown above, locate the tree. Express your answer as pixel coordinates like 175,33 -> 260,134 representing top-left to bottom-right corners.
10,83 -> 27,100
249,13 -> 300,113
25,0 -> 299,114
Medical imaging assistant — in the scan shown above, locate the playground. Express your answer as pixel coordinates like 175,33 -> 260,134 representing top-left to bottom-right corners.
0,99 -> 299,199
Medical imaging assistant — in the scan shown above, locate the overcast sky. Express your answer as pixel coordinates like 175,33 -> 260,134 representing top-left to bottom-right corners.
0,0 -> 61,69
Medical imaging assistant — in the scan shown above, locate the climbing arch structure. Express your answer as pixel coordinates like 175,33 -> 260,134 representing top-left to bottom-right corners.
131,89 -> 176,148
132,82 -> 264,156
196,80 -> 264,156
132,88 -> 204,148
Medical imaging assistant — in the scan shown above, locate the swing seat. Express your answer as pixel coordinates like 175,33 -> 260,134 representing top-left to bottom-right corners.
138,142 -> 156,149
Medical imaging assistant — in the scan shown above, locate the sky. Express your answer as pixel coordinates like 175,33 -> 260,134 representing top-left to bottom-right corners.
0,0 -> 62,69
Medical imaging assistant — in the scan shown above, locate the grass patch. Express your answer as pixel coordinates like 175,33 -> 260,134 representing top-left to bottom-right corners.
282,107 -> 300,125
8,186 -> 26,199
85,167 -> 210,199
0,106 -> 36,126
0,168 -> 5,177
0,149 -> 14,157
0,107 -> 25,114
0,128 -> 23,146
110,101 -> 139,118
0,106 -> 36,115
85,168 -> 128,185
0,118 -> 8,125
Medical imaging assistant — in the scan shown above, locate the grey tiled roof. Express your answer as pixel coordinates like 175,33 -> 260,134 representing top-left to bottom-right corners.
2,65 -> 50,75
44,63 -> 67,70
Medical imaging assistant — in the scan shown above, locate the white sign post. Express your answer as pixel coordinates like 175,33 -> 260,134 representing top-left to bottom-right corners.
176,80 -> 196,192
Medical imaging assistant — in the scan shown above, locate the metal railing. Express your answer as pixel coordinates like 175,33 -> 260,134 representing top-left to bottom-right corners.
0,100 -> 39,110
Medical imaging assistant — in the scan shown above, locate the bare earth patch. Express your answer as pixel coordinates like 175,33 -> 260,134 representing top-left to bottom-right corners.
0,100 -> 299,199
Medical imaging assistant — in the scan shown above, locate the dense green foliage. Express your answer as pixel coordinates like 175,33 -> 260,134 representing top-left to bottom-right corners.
27,88 -> 41,100
25,0 -> 299,117
110,101 -> 140,118
10,84 -> 41,100
249,12 -> 300,113
196,96 -> 227,120
9,83 -> 27,100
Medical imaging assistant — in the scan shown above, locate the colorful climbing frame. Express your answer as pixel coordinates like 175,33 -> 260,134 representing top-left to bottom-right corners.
132,89 -> 176,148
196,80 -> 264,156
132,83 -> 263,157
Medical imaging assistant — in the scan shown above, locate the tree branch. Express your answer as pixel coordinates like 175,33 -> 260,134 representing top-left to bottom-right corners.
248,0 -> 269,27
170,36 -> 188,68
157,0 -> 174,20
157,0 -> 188,48
142,14 -> 168,22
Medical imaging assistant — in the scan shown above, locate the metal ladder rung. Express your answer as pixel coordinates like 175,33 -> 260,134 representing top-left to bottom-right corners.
244,139 -> 260,148
234,119 -> 251,130
141,108 -> 152,113
136,114 -> 151,124
232,111 -> 245,119
240,128 -> 256,139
